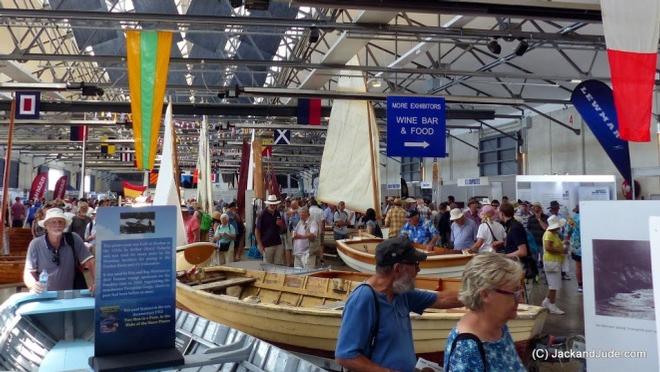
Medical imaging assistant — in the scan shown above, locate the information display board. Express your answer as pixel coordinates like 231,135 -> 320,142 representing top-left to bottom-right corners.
582,201 -> 657,371
94,206 -> 177,357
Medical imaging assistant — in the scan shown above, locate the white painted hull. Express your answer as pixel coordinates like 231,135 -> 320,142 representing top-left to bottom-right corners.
336,247 -> 466,278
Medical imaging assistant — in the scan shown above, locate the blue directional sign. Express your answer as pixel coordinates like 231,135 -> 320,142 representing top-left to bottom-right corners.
386,96 -> 446,158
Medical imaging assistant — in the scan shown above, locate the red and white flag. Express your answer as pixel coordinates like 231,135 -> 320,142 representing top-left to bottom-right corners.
15,91 -> 40,119
601,0 -> 660,142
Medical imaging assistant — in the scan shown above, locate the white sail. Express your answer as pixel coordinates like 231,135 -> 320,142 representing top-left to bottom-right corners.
317,56 -> 381,216
153,102 -> 187,247
195,116 -> 214,213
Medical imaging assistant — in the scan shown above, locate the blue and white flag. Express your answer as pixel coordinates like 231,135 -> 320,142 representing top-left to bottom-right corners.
571,80 -> 631,181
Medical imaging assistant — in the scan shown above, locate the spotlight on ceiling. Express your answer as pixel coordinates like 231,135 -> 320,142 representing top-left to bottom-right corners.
515,39 -> 529,56
229,0 -> 242,8
309,27 -> 320,43
487,38 -> 501,55
368,78 -> 383,88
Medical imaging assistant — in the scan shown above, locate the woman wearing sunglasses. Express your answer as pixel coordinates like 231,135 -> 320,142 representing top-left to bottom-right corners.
444,253 -> 526,372
23,208 -> 95,293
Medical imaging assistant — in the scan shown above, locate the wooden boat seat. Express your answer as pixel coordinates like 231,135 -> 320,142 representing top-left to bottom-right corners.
195,277 -> 256,292
315,300 -> 346,310
190,276 -> 226,286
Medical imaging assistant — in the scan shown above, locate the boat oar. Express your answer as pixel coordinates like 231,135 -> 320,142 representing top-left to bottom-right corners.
176,242 -> 216,265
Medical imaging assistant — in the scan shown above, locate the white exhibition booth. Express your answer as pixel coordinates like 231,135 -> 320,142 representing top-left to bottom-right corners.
515,175 -> 617,211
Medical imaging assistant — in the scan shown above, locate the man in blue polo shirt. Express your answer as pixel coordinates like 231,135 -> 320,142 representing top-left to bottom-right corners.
335,237 -> 461,372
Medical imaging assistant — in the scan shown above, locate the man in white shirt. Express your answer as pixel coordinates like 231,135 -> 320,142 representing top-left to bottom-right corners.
308,198 -> 325,267
292,207 -> 318,269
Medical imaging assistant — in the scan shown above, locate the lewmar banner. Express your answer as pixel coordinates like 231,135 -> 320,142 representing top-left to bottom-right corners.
53,176 -> 68,200
28,173 -> 48,200
571,80 -> 631,182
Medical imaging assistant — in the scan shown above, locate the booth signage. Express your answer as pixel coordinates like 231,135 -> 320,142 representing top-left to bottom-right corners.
95,206 -> 177,357
457,177 -> 489,187
386,96 -> 446,158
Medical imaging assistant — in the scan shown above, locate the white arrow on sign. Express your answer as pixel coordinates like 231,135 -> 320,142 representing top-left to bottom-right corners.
404,141 -> 430,148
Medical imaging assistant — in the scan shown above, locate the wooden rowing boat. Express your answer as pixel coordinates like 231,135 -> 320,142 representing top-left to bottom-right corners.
176,265 -> 547,363
335,237 -> 474,277
0,256 -> 24,284
308,270 -> 462,292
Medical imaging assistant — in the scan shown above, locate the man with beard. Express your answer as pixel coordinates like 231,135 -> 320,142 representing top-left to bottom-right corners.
336,237 -> 461,372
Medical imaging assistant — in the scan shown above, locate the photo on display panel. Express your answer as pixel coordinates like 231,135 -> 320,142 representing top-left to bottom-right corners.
119,211 -> 156,235
593,239 -> 654,320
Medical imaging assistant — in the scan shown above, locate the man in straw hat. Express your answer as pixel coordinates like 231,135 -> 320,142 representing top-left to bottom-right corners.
448,208 -> 477,250
256,195 -> 286,264
336,237 -> 461,371
24,208 -> 95,292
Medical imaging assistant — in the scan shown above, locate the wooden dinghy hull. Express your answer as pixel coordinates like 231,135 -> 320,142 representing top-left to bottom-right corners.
336,237 -> 473,277
0,256 -> 25,284
176,266 -> 547,364
308,270 -> 462,292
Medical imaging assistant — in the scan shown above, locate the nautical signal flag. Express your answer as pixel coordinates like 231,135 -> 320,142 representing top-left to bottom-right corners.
15,91 -> 40,119
297,98 -> 321,125
262,145 -> 273,158
601,0 -> 660,142
149,169 -> 159,185
126,30 -> 173,170
100,136 -> 116,155
274,129 -> 290,145
70,125 -> 88,141
119,147 -> 134,163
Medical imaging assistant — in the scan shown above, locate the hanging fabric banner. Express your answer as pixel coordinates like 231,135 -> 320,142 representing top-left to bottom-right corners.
126,30 -> 173,169
571,80 -> 631,182
53,176 -> 68,200
28,173 -> 48,201
237,141 -> 250,219
600,0 -> 660,142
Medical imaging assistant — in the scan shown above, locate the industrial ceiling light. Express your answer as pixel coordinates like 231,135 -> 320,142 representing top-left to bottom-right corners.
515,39 -> 529,56
487,38 -> 501,55
309,27 -> 320,43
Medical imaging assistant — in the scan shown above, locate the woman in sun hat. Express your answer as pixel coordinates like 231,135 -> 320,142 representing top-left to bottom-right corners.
541,214 -> 567,315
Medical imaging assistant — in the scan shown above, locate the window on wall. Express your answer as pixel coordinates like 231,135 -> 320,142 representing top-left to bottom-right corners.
0,160 -> 20,189
401,157 -> 422,182
479,134 -> 519,176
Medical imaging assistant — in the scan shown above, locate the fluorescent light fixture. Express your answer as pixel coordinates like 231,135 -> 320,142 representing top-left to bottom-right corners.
570,79 -> 583,83
442,15 -> 463,28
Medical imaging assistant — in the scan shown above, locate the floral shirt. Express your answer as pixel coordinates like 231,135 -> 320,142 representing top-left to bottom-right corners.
444,325 -> 525,372
399,220 -> 438,244
566,213 -> 581,257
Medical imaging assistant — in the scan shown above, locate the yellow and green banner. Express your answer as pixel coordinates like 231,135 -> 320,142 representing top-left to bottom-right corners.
126,31 -> 173,170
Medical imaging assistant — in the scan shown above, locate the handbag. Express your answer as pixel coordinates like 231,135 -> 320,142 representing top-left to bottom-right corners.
218,241 -> 231,252
64,232 -> 88,290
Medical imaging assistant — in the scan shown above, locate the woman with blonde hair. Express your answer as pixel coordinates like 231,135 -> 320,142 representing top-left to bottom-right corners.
468,205 -> 506,254
444,253 -> 526,371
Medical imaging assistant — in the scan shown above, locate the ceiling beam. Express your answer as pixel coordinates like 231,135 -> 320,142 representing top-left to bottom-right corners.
293,0 -> 602,22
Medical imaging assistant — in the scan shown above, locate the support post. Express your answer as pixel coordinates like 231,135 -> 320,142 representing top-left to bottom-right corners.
0,97 -> 16,253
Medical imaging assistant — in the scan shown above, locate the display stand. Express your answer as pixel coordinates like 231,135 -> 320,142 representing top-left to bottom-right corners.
89,348 -> 183,372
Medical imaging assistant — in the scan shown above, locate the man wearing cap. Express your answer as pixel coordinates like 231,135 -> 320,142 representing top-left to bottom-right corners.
527,202 -> 548,267
384,198 -> 406,238
23,208 -> 95,292
399,209 -> 439,251
463,199 -> 481,226
515,200 -> 532,229
336,237 -> 461,372
256,195 -> 286,265
449,208 -> 477,250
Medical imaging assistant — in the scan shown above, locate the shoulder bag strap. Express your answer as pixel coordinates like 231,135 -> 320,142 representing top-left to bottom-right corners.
357,283 -> 380,359
447,333 -> 488,371
484,222 -> 499,242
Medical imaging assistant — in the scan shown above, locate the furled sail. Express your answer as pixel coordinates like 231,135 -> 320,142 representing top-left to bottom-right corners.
317,56 -> 381,216
196,116 -> 214,213
153,103 -> 187,247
